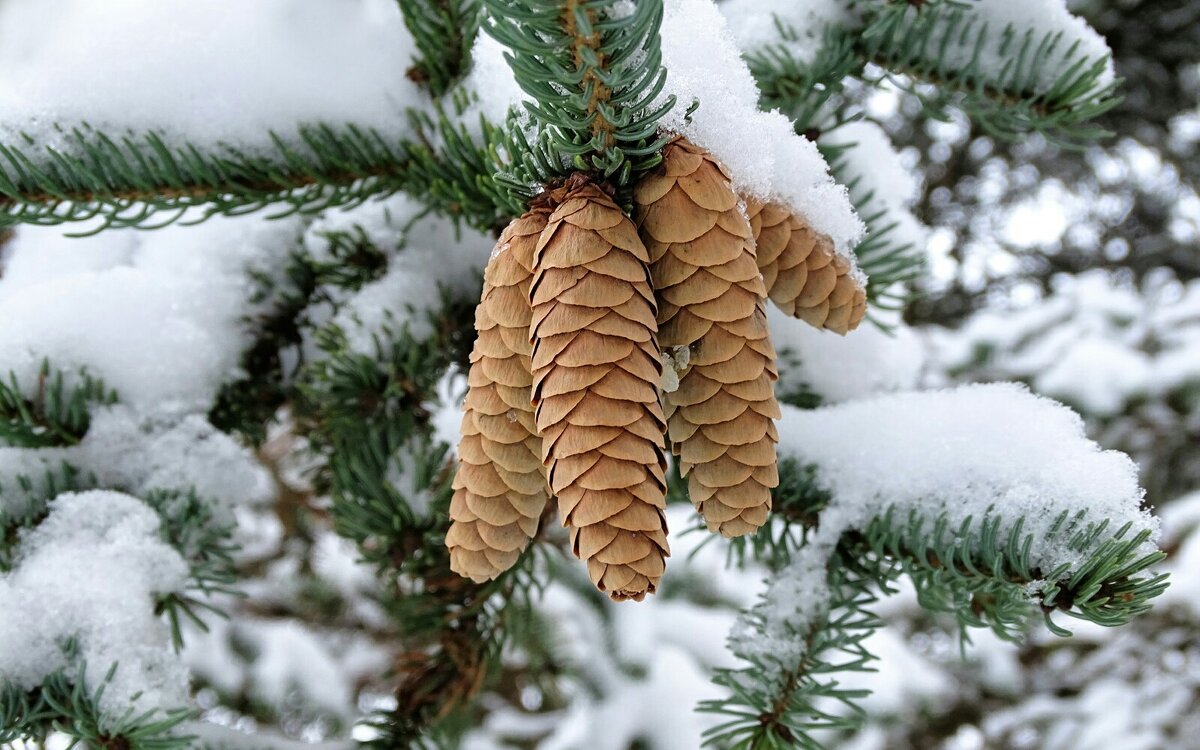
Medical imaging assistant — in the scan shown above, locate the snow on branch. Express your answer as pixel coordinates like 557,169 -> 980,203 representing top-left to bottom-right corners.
0,216 -> 299,412
931,0 -> 1115,95
860,0 -> 1120,143
0,3 -> 517,232
742,383 -> 1163,666
823,121 -> 929,305
722,0 -> 854,69
790,383 -> 1152,576
315,199 -> 493,357
706,384 -> 1167,746
655,0 -> 865,258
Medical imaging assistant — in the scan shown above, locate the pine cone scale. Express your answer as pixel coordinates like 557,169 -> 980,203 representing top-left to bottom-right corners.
446,209 -> 555,583
530,181 -> 670,602
743,198 -> 868,334
634,138 -> 780,539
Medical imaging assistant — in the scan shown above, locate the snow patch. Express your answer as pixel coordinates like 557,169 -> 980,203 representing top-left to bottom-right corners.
0,214 -> 301,412
0,491 -> 190,714
0,0 -> 421,151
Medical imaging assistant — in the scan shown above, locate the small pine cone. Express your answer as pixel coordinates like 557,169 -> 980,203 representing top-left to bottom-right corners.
446,209 -> 553,583
634,137 -> 780,538
530,179 -> 670,602
744,198 -> 867,335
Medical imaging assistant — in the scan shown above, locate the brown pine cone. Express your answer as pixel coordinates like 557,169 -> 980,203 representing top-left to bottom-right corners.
634,137 -> 780,538
446,208 -> 554,583
744,198 -> 867,334
530,178 -> 670,602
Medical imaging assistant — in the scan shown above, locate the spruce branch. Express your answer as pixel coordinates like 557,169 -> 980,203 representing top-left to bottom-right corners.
0,464 -> 85,572
143,488 -> 241,651
208,226 -> 392,444
0,361 -> 117,448
297,285 -> 559,745
1,660 -> 193,749
830,160 -> 926,312
399,0 -> 484,96
747,1 -> 1120,148
701,562 -> 883,749
851,506 -> 1167,636
749,28 -> 863,133
482,0 -> 675,188
859,1 -> 1121,147
0,115 -> 517,234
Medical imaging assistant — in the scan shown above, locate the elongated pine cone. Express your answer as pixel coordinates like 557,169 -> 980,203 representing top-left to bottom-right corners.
744,198 -> 867,334
634,138 -> 780,538
446,208 -> 554,583
530,179 -> 671,602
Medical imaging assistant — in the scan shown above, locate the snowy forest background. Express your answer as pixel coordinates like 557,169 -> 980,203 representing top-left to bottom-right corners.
0,0 -> 1197,748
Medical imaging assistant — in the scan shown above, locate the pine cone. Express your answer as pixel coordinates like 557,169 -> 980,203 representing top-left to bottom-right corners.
634,137 -> 780,538
446,208 -> 553,583
744,199 -> 867,335
530,178 -> 670,602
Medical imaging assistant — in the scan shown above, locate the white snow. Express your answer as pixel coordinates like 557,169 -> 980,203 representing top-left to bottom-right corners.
656,0 -> 865,259
780,383 -> 1155,570
79,406 -> 275,508
0,214 -> 301,413
182,722 -> 355,750
932,270 -> 1200,416
0,491 -> 191,714
0,0 -> 421,151
1033,338 -> 1152,416
459,34 -> 531,132
246,621 -> 357,717
461,506 -> 760,750
827,121 -> 921,208
182,613 -> 391,724
1158,491 -> 1200,617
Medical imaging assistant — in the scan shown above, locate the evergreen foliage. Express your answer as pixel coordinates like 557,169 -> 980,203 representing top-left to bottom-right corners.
0,664 -> 193,750
0,363 -> 116,448
482,0 -> 675,190
399,0 -> 484,97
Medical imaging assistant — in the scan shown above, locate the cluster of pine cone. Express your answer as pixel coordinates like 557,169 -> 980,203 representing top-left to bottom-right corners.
445,138 -> 866,601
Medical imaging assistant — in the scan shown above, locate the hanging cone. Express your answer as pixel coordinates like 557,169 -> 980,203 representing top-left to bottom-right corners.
530,177 -> 670,602
446,208 -> 554,583
744,198 -> 867,335
634,137 -> 780,538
